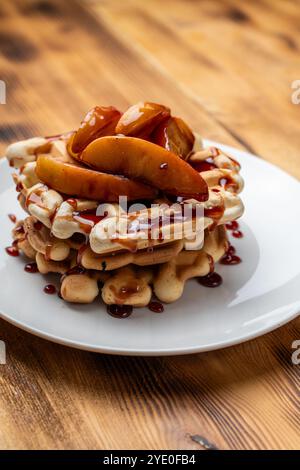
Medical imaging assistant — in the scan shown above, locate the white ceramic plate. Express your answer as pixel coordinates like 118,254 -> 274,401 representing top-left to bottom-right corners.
0,141 -> 299,355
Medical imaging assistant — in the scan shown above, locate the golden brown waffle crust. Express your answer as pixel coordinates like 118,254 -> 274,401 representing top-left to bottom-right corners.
13,218 -> 228,306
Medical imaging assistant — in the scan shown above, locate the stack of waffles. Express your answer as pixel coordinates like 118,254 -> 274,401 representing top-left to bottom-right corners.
5,102 -> 244,310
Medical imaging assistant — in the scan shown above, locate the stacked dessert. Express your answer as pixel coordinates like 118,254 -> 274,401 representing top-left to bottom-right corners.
5,102 -> 244,315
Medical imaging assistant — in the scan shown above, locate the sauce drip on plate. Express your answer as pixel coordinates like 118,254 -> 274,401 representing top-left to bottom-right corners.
198,272 -> 223,288
107,304 -> 133,318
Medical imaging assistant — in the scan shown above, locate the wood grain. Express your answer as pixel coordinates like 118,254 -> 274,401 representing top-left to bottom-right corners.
91,0 -> 300,177
0,0 -> 299,450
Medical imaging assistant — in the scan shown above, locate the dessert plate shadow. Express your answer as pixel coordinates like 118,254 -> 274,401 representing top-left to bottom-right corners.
0,141 -> 299,356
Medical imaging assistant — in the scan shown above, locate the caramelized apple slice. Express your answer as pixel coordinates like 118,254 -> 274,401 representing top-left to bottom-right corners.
79,136 -> 208,200
36,155 -> 157,201
153,116 -> 195,159
115,102 -> 170,138
66,133 -> 78,159
71,106 -> 122,154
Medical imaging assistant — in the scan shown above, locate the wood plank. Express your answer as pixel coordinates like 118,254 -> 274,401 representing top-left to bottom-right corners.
1,316 -> 299,449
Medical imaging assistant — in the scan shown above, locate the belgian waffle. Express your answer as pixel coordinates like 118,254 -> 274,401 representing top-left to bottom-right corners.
12,217 -> 228,306
5,102 -> 244,311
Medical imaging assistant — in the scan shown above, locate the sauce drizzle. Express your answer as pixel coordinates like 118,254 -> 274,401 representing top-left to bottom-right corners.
107,304 -> 133,318
34,221 -> 43,231
148,301 -> 164,313
5,246 -> 19,257
44,284 -> 57,294
24,262 -> 38,273
226,221 -> 239,230
220,244 -> 242,265
8,214 -> 17,223
232,230 -> 243,239
198,272 -> 223,287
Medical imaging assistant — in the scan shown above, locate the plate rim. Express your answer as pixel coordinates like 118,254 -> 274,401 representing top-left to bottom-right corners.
0,141 -> 299,356
0,302 -> 299,356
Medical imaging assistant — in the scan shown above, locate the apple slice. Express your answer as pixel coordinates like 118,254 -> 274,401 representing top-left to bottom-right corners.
36,155 -> 157,201
115,102 -> 170,138
79,136 -> 208,200
71,106 -> 122,154
152,116 -> 195,159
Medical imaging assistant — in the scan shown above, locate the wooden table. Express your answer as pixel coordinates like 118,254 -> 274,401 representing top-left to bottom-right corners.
0,0 -> 299,450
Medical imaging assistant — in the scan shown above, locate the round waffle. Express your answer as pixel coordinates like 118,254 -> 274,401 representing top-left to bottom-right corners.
12,218 -> 228,305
